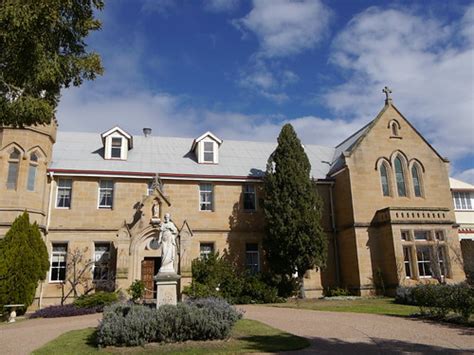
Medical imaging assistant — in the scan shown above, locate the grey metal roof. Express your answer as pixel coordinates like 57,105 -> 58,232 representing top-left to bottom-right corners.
328,121 -> 373,175
50,132 -> 336,179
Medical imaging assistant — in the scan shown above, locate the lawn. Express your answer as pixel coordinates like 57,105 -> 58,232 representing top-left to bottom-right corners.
271,297 -> 419,316
33,319 -> 309,354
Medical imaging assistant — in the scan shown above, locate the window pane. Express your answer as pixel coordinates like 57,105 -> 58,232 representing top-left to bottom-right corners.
111,138 -> 122,158
204,152 -> 214,162
56,179 -> 72,208
30,152 -> 38,162
200,243 -> 214,258
401,231 -> 409,241
245,244 -> 259,274
243,185 -> 256,210
51,243 -> 68,282
6,162 -> 18,189
199,184 -> 213,211
9,149 -> 20,160
27,164 -> 37,191
403,247 -> 412,278
416,246 -> 432,277
204,142 -> 213,151
395,157 -> 406,197
414,231 -> 428,240
411,165 -> 421,197
380,164 -> 390,196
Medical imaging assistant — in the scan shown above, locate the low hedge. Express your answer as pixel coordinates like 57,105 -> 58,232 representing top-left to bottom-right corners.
395,282 -> 474,321
29,304 -> 97,318
97,297 -> 242,347
73,291 -> 118,310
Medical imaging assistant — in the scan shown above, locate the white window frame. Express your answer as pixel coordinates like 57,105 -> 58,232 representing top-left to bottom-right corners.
98,180 -> 114,209
416,246 -> 432,278
243,184 -> 257,211
199,242 -> 214,259
453,191 -> 473,210
49,243 -> 68,283
203,141 -> 215,163
245,243 -> 260,273
403,246 -> 412,279
110,137 -> 123,159
93,242 -> 111,282
56,178 -> 72,209
199,183 -> 214,211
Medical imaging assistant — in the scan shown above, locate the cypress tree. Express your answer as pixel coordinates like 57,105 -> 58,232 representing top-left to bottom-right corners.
0,212 -> 49,308
263,124 -> 327,292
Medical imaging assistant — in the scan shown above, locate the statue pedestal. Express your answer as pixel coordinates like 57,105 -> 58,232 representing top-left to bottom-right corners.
154,272 -> 181,307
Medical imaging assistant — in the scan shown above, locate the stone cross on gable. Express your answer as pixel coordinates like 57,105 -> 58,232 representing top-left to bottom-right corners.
383,86 -> 392,103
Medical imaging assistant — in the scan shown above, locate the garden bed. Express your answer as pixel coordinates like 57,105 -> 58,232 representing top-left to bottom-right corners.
32,319 -> 309,354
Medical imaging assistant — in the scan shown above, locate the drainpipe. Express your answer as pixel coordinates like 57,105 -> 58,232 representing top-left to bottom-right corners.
329,182 -> 341,287
39,172 -> 55,309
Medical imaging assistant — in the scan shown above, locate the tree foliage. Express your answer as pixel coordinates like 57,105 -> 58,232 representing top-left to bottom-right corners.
0,212 -> 49,308
0,0 -> 104,126
263,124 -> 327,281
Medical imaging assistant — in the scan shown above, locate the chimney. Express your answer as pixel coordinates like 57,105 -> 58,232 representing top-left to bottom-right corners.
143,128 -> 152,137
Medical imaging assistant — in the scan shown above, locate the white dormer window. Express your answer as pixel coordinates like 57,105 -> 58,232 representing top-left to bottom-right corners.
191,131 -> 223,164
101,126 -> 133,160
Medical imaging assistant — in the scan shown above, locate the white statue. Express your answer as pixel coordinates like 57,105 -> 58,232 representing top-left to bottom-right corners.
158,213 -> 177,273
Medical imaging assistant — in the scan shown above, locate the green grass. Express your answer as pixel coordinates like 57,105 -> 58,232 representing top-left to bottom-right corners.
271,297 -> 419,316
33,319 -> 309,354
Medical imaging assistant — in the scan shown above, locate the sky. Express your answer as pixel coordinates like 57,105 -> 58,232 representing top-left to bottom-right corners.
56,0 -> 474,183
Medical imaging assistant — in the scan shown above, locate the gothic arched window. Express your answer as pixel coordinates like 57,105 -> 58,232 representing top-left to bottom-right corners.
411,164 -> 422,197
27,152 -> 39,191
380,163 -> 390,196
7,148 -> 21,190
394,156 -> 407,197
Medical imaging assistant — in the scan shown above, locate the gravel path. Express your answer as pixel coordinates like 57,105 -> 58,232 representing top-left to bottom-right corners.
240,305 -> 474,354
1,306 -> 473,354
0,313 -> 101,355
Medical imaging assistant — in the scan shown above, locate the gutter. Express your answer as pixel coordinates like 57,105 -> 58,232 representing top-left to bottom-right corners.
328,182 -> 340,286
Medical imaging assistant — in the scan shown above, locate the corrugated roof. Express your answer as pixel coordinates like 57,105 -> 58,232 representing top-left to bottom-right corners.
450,177 -> 474,190
50,132 -> 335,179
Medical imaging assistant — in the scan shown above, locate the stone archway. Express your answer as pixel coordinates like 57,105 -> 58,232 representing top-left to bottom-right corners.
129,226 -> 161,283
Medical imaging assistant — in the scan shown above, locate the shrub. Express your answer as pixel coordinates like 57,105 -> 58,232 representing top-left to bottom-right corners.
97,298 -> 242,347
127,280 -> 145,303
183,253 -> 281,304
73,291 -> 118,310
324,287 -> 351,297
394,286 -> 415,305
29,304 -> 97,318
397,283 -> 474,321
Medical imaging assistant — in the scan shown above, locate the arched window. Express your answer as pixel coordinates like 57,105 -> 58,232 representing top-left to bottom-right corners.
27,152 -> 39,191
7,148 -> 20,190
380,163 -> 390,196
394,156 -> 407,197
411,164 -> 422,197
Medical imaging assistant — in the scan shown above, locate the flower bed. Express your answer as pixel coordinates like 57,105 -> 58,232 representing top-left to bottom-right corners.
29,304 -> 97,318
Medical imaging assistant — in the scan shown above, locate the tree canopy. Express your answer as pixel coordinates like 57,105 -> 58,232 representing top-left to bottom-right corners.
0,212 -> 49,308
0,0 -> 104,127
263,124 -> 327,282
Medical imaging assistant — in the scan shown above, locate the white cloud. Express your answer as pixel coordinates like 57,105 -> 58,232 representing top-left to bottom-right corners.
454,168 -> 474,185
234,0 -> 332,58
324,6 -> 474,160
203,0 -> 240,13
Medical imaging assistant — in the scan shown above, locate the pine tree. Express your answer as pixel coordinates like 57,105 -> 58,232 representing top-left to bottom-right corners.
0,212 -> 49,308
263,124 -> 327,293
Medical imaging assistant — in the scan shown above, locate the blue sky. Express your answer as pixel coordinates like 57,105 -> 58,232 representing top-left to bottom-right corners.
57,0 -> 474,182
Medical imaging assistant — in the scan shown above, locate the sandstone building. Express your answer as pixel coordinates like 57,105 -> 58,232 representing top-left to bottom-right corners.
0,93 -> 466,306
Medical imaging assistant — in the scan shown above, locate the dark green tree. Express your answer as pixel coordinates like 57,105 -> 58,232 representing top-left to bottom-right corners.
0,212 -> 49,308
263,124 -> 327,295
0,0 -> 104,127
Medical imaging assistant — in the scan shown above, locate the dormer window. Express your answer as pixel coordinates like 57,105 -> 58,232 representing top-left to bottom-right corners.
101,126 -> 133,160
191,131 -> 223,164
111,137 -> 122,159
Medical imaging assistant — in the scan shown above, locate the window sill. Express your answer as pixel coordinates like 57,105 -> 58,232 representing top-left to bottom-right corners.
48,281 -> 65,284
55,207 -> 71,210
390,136 -> 402,139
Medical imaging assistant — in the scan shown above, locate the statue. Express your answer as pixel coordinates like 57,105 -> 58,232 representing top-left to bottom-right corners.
158,213 -> 177,273
151,198 -> 161,224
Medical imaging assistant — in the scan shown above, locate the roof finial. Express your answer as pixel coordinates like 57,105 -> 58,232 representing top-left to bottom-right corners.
382,86 -> 392,104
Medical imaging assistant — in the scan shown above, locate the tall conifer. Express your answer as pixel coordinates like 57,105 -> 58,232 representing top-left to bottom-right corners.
263,124 -> 327,291
0,212 -> 49,308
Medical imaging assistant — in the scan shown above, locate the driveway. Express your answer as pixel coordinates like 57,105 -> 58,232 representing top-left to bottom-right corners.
240,305 -> 474,354
0,313 -> 101,355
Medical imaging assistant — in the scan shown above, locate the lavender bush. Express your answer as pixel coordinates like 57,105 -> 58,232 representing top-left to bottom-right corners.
97,298 -> 242,347
29,304 -> 97,318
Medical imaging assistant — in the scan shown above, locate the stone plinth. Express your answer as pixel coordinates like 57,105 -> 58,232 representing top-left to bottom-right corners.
154,272 -> 181,307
